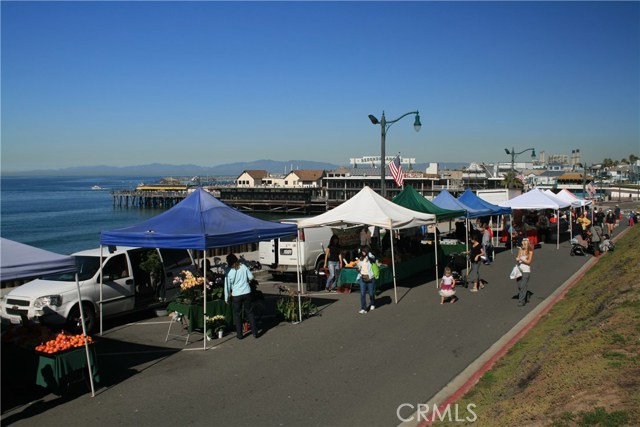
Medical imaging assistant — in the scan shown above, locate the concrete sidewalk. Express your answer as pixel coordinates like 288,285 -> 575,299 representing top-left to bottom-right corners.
1,220 -> 631,427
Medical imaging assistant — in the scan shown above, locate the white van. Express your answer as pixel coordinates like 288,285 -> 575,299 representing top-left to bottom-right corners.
258,224 -> 361,279
0,246 -> 194,332
259,226 -> 333,279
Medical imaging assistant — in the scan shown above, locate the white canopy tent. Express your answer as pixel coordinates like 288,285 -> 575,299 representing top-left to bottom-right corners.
498,188 -> 571,249
555,188 -> 592,208
546,189 -> 592,240
296,186 -> 436,303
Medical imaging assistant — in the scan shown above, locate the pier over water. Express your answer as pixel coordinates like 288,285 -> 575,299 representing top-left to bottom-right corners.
111,187 -> 334,214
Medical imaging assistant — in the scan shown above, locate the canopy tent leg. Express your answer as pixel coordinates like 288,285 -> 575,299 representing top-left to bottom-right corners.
570,207 -> 574,241
75,272 -> 96,397
390,221 -> 398,304
434,227 -> 439,289
556,209 -> 560,250
465,217 -> 470,272
296,235 -> 303,323
509,214 -> 514,253
203,256 -> 207,350
99,245 -> 104,336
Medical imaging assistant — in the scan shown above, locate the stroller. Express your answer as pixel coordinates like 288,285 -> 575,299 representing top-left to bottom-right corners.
445,253 -> 469,288
570,234 -> 592,256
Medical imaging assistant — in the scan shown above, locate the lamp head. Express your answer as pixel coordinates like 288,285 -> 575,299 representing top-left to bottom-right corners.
531,149 -> 537,158
413,113 -> 421,132
504,148 -> 511,155
368,114 -> 380,125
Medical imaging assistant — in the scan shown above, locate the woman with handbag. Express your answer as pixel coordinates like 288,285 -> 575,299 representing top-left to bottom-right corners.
515,238 -> 534,307
356,246 -> 376,314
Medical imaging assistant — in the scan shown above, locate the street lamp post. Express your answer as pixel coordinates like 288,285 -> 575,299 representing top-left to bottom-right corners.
369,110 -> 421,197
504,147 -> 536,172
504,147 -> 536,188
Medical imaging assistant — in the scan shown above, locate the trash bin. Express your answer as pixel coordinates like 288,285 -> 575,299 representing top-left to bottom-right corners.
306,271 -> 326,292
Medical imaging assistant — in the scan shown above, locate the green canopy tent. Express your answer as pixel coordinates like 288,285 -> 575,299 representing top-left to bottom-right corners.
392,185 -> 465,221
392,185 -> 465,287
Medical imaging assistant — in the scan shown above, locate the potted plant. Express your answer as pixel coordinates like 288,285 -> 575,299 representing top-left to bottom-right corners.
206,315 -> 227,339
275,285 -> 318,322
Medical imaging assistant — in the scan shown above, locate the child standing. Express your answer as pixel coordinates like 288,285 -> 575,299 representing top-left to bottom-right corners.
439,266 -> 458,304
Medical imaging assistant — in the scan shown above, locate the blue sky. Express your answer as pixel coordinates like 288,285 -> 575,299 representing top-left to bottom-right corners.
2,1 -> 638,172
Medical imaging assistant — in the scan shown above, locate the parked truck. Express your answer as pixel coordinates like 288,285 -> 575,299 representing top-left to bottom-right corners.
0,246 -> 194,332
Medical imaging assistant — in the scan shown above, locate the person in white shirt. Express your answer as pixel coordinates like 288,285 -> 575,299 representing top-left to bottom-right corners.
515,239 -> 534,307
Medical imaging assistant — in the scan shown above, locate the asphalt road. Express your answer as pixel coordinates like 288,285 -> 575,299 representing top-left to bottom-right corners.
1,209 -> 634,427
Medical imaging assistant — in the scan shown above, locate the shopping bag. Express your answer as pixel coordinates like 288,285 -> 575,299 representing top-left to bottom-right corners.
509,265 -> 523,280
371,262 -> 380,280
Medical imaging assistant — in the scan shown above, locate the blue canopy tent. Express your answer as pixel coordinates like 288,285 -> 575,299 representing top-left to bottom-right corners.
0,238 -> 96,396
100,188 -> 297,347
1,238 -> 76,282
458,189 -> 512,254
458,189 -> 511,216
101,188 -> 297,249
431,190 -> 492,221
432,190 -> 493,270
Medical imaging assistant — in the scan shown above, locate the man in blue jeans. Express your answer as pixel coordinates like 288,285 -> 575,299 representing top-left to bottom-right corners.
323,235 -> 343,292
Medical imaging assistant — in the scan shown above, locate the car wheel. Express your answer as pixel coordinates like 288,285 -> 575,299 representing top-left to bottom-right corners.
67,303 -> 96,334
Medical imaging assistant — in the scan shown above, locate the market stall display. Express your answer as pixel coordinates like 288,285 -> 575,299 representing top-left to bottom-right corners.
35,345 -> 100,395
2,325 -> 99,396
0,238 -> 96,396
101,188 -> 297,347
166,299 -> 232,339
296,186 -> 436,304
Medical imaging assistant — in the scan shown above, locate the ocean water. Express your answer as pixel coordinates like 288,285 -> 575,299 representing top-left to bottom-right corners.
1,176 -> 168,255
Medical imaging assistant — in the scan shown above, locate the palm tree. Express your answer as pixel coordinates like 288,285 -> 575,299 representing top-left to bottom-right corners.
502,170 -> 524,189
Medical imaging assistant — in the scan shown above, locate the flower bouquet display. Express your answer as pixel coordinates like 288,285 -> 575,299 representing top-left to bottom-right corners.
206,314 -> 227,339
173,270 -> 225,304
173,270 -> 205,303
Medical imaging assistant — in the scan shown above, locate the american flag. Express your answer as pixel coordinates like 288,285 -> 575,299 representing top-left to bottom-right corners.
388,155 -> 404,187
516,173 -> 525,183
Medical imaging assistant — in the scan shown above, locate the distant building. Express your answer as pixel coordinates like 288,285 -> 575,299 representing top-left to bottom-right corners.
283,170 -> 324,187
236,170 -> 269,187
556,172 -> 592,191
530,170 -> 563,188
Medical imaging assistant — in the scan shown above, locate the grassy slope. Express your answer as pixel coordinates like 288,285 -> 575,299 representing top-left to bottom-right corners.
433,227 -> 640,427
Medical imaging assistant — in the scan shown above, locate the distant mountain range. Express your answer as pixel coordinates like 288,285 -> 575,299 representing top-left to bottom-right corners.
2,160 -> 468,177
